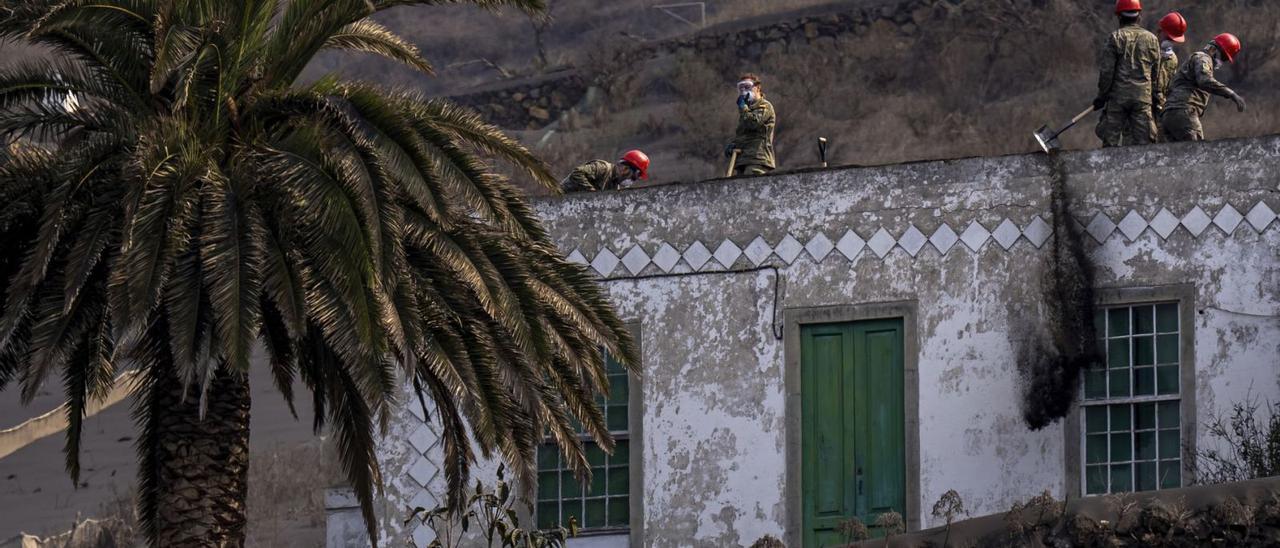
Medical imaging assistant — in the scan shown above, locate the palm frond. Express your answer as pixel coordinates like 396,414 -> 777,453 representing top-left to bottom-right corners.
325,19 -> 434,75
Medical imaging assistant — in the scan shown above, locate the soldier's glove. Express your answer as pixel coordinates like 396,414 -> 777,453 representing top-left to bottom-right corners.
1229,92 -> 1247,113
724,144 -> 736,158
737,95 -> 749,111
1092,97 -> 1108,111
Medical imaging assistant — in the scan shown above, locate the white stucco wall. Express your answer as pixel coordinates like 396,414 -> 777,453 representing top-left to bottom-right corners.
358,136 -> 1280,547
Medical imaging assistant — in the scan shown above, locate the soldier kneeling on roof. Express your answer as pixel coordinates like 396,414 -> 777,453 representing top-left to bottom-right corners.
1161,33 -> 1246,142
560,149 -> 650,193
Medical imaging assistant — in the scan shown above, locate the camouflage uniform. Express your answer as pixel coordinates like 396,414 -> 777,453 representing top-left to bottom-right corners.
1095,22 -> 1161,147
1152,43 -> 1178,133
731,97 -> 776,175
560,159 -> 622,192
1160,51 -> 1237,142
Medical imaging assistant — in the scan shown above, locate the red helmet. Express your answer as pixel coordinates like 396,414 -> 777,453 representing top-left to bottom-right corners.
1115,0 -> 1142,14
1159,12 -> 1187,43
620,149 -> 650,180
1214,33 -> 1242,63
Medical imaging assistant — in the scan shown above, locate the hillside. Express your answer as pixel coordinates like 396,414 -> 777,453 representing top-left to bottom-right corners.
308,0 -> 1280,191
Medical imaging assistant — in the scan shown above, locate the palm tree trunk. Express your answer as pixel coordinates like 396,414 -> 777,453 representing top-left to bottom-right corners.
152,368 -> 251,546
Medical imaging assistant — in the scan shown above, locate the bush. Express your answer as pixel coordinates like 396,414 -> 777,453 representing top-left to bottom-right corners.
1193,395 -> 1280,485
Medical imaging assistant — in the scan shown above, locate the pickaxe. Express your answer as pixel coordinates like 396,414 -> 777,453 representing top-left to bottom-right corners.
1034,105 -> 1101,153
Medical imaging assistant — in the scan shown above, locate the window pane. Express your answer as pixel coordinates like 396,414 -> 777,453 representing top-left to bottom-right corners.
589,467 -> 606,497
1156,334 -> 1179,365
1086,434 -> 1109,464
538,471 -> 559,500
537,502 -> 560,530
562,500 -> 584,529
1159,430 -> 1180,460
587,444 -> 606,467
1158,401 -> 1181,428
1086,407 -> 1108,433
1109,369 -> 1130,397
1094,310 -> 1106,339
1135,461 -> 1157,491
585,499 -> 607,529
1156,365 -> 1179,395
1135,431 -> 1156,461
1133,305 -> 1155,334
1086,465 -> 1108,495
1133,336 -> 1155,365
1134,367 -> 1155,396
608,405 -> 629,431
1136,402 -> 1156,429
613,440 -> 630,465
605,354 -> 625,374
1156,303 -> 1178,333
562,470 -> 582,497
1084,369 -> 1108,399
608,497 -> 630,527
1108,340 -> 1130,369
608,376 -> 629,404
1159,461 -> 1181,489
1110,405 -> 1131,431
1108,308 -> 1130,337
608,467 -> 629,495
1110,433 -> 1132,461
1110,464 -> 1132,492
539,445 -> 561,471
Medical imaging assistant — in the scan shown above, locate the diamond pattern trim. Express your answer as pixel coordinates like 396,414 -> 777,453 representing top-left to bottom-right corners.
713,239 -> 743,269
559,201 -> 1276,275
836,230 -> 866,260
929,224 -> 959,255
867,228 -> 896,258
622,245 -> 650,275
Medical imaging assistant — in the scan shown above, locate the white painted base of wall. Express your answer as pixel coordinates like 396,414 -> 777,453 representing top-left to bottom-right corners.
567,534 -> 629,548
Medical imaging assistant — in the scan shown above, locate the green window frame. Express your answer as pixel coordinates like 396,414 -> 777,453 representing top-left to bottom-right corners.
1081,303 -> 1183,495
535,351 -> 631,533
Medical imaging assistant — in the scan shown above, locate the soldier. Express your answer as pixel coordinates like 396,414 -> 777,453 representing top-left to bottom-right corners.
1094,0 -> 1161,147
560,150 -> 650,193
1160,34 -> 1246,142
1153,12 -> 1187,125
724,73 -> 776,176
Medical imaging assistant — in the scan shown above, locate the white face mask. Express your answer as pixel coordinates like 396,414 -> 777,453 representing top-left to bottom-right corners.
737,81 -> 756,102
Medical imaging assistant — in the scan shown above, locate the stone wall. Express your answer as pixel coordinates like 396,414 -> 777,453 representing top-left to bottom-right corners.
446,69 -> 589,130
360,136 -> 1280,547
446,0 -> 952,130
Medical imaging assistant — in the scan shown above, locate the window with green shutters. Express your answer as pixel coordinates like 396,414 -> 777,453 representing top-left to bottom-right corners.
1081,303 -> 1183,495
535,351 -> 631,532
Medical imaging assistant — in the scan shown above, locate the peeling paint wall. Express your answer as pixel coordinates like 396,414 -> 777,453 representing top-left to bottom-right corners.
364,136 -> 1280,547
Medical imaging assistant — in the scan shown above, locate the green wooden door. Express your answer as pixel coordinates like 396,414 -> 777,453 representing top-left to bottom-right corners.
801,319 -> 905,547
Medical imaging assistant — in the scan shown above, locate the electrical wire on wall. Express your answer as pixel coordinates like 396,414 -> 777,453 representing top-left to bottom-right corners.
597,264 -> 786,340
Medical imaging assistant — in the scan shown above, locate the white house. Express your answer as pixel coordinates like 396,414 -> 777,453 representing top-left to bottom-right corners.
329,136 -> 1280,547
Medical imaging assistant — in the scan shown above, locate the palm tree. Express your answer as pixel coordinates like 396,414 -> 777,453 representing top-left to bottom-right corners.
0,1 -> 634,545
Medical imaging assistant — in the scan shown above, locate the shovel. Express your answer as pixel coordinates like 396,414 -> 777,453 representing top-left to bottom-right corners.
725,148 -> 741,177
1034,105 -> 1100,153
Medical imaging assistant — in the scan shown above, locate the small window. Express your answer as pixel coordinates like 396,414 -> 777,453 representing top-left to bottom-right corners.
535,351 -> 631,533
1081,303 -> 1183,495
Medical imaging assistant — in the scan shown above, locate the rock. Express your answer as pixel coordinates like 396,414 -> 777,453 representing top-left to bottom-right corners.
803,22 -> 819,39
914,7 -> 931,24
901,22 -> 918,35
529,106 -> 550,121
511,92 -> 525,102
529,88 -> 541,99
